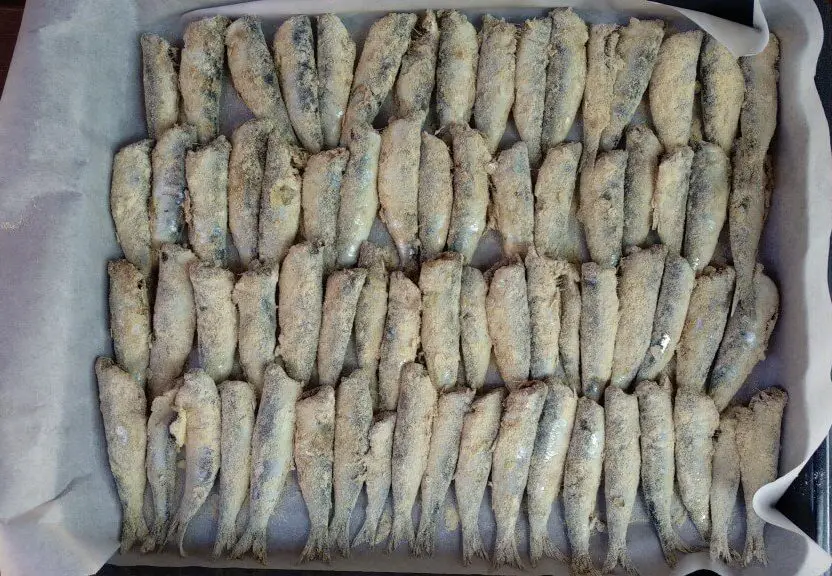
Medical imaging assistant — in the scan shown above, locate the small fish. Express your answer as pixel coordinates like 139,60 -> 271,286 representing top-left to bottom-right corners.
233,264 -> 278,396
486,259 -> 531,388
414,387 -> 475,556
514,17 -> 552,166
677,266 -> 735,394
533,142 -> 583,263
491,141 -> 534,258
141,34 -> 179,141
353,411 -> 397,548
541,9 -> 588,151
317,14 -> 355,150
143,387 -> 179,553
301,148 -> 350,275
623,125 -> 663,248
709,265 -> 779,412
95,357 -> 148,553
166,370 -> 221,556
446,124 -> 491,262
579,149 -> 627,268
637,253 -> 695,382
394,10 -> 440,118
317,268 -> 368,388
683,142 -> 731,272
180,16 -> 229,144
455,388 -> 505,564
474,15 -> 517,153
232,362 -> 303,561
110,140 -> 153,276
419,252 -> 463,391
582,24 -> 621,168
150,125 -> 197,248
580,262 -> 619,402
674,391 -> 719,540
602,386 -> 641,574
189,262 -> 237,384
108,260 -> 151,385
738,34 -> 780,163
354,243 -> 389,407
648,31 -> 704,149
185,136 -> 231,266
377,272 -> 421,410
709,407 -> 743,564
418,132 -> 453,261
610,244 -> 667,390
653,145 -> 694,255
527,380 -> 577,566
636,377 -> 692,566
436,10 -> 479,129
294,385 -> 336,563
492,381 -> 548,569
331,369 -> 373,557
459,266 -> 491,390
563,396 -> 605,576
389,363 -> 438,552
699,35 -> 745,153
526,251 -> 569,380
214,381 -> 257,558
559,263 -> 582,392
736,387 -> 788,566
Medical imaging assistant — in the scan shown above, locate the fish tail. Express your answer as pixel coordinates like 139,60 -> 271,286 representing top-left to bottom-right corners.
658,524 -> 693,567
230,521 -> 267,562
743,531 -> 768,566
461,523 -> 488,565
141,517 -> 168,553
541,534 -> 568,563
492,530 -> 523,570
119,508 -> 147,554
330,512 -> 352,557
413,508 -> 437,557
710,533 -> 740,565
373,504 -> 393,546
212,517 -> 237,559
352,516 -> 378,549
388,510 -> 414,553
163,512 -> 188,557
571,552 -> 601,576
603,545 -> 640,576
299,524 -> 331,564
252,529 -> 269,564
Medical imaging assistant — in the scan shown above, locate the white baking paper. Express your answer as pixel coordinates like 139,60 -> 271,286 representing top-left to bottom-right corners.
0,1 -> 830,575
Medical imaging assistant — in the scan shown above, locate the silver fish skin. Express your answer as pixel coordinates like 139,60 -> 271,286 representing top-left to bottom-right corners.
110,140 -> 153,276
231,362 -> 303,562
683,142 -> 731,272
674,390 -> 719,540
317,14 -> 355,149
699,35 -> 745,153
579,149 -> 627,268
492,381 -> 548,569
541,9 -> 588,151
486,259 -> 531,388
526,251 -> 569,381
455,387 -> 505,564
474,14 -> 517,153
151,125 -> 197,248
143,387 -> 179,553
418,132 -> 453,261
677,266 -> 735,394
491,141 -> 534,258
602,386 -> 641,574
355,243 -> 389,407
582,23 -> 621,168
736,387 -> 787,566
185,136 -> 231,266
563,396 -> 605,576
436,10 -> 479,129
317,268 -> 368,388
95,357 -> 148,554
709,407 -> 743,564
709,265 -> 779,412
390,363 -> 438,552
459,266 -> 491,390
414,387 -> 475,556
233,264 -> 278,396
623,124 -> 663,248
738,34 -> 779,163
167,370 -> 221,556
108,259 -> 151,385
514,17 -> 552,166
653,145 -> 694,255
419,252 -> 463,391
636,377 -> 692,566
353,411 -> 397,548
446,124 -> 491,262
294,385 -> 336,563
394,10 -> 439,118
180,16 -> 229,144
527,380 -> 577,566
637,253 -> 695,382
301,148 -> 350,275
377,272 -> 421,411
190,263 -> 237,384
214,381 -> 257,558
533,142 -> 583,263
559,263 -> 582,392
610,244 -> 667,390
580,262 -> 619,402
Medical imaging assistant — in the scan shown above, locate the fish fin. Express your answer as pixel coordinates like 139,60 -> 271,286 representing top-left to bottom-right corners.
530,531 -> 567,567
571,552 -> 601,576
743,532 -> 768,566
212,516 -> 238,559
492,530 -> 524,570
710,534 -> 741,565
413,506 -> 437,557
658,525 -> 693,567
298,525 -> 331,564
542,534 -> 568,563
230,522 -> 266,562
603,546 -> 640,575
330,512 -> 353,557
461,522 -> 488,566
388,509 -> 415,553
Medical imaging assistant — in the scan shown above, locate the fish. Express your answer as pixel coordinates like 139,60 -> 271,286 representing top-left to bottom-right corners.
541,9 -> 588,151
108,259 -> 151,385
148,245 -> 198,398
653,145 -> 694,255
214,381 -> 257,558
623,124 -> 663,248
699,35 -> 745,153
150,124 -> 197,248
419,252 -> 463,391
110,140 -> 153,276
185,135 -> 231,266
232,264 -> 278,396
141,34 -> 179,140
377,272 -> 421,410
317,14 -> 355,149
636,377 -> 692,566
231,362 -> 303,561
709,407 -> 743,563
602,386 -> 641,574
736,387 -> 788,566
580,262 -> 619,402
610,244 -> 667,390
95,357 -> 148,553
637,253 -> 695,381
683,142 -> 731,272
492,381 -> 548,568
352,411 -> 397,548
455,387 -> 505,564
582,23 -> 621,168
579,149 -> 627,268
491,141 -> 534,258
143,387 -> 180,553
677,266 -> 735,394
331,369 -> 373,556
418,132 -> 454,261
301,148 -> 350,275
446,124 -> 492,262
709,265 -> 779,412
559,263 -> 582,392
317,268 -> 368,387
648,31 -> 703,149
738,34 -> 780,162
273,15 -> 323,152
459,266 -> 491,390
277,241 -> 324,383
514,17 -> 552,166
486,259 -> 531,388
189,262 -> 237,384
294,385 -> 336,563
533,142 -> 583,262
414,387 -> 475,556
526,251 -> 569,380
436,10 -> 479,129
389,363 -> 438,552
340,13 -> 418,145
394,10 -> 440,118
563,396 -> 605,576
527,380 -> 577,566
354,243 -> 389,407
225,17 -> 296,143
180,16 -> 229,144
166,370 -> 221,555
474,15 -> 517,153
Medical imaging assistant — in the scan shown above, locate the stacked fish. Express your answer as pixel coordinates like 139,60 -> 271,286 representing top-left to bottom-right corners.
96,9 -> 788,574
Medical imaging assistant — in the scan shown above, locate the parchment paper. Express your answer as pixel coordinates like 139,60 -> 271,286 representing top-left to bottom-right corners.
0,1 -> 830,575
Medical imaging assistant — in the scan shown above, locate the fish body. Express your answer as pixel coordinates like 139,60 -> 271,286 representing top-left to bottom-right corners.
377,272 -> 421,410
151,125 -> 197,248
491,142 -> 534,258
514,18 -> 552,166
533,142 -> 583,262
623,125 -> 663,247
354,243 -> 389,407
474,15 -> 517,153
190,263 -> 237,383
447,124 -> 491,262
317,268 -> 367,387
143,387 -> 179,552
394,11 -> 439,118
579,150 -> 627,268
459,266 -> 491,390
317,14 -> 355,149
108,259 -> 151,385
185,136 -> 231,266
683,142 -> 731,272
418,132 -> 453,261
233,265 -> 278,395
180,16 -> 229,143
110,140 -> 153,275
419,252 -> 463,391
353,411 -> 397,548
700,35 -> 745,153
301,148 -> 350,274
436,10 -> 478,129
486,259 -> 531,388
580,262 -> 619,402
709,407 -> 742,563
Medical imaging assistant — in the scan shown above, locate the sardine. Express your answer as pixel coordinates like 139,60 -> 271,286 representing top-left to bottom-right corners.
459,266 -> 491,390
582,24 -> 621,168
189,262 -> 237,384
355,243 -> 389,407
474,15 -> 517,153
378,271 -> 421,411
151,124 -> 197,248
653,145 -> 694,255
580,262 -> 619,402
486,259 -> 531,388
232,264 -> 278,396
709,407 -> 742,563
623,124 -> 663,248
110,140 -> 153,276
699,35 -> 745,153
447,124 -> 491,262
185,135 -> 231,266
143,387 -> 179,552
180,16 -> 229,144
418,132 -> 453,261
141,34 -> 179,140
579,149 -> 627,268
526,251 -> 569,380
95,357 -> 148,553
436,10 -> 479,129
419,252 -> 463,391
317,268 -> 368,387
514,17 -> 551,166
491,141 -> 534,258
301,148 -> 350,274
317,14 -> 355,150
738,34 -> 780,162
492,381 -> 548,568
394,10 -> 439,118
353,411 -> 397,548
108,259 -> 151,385
533,142 -> 583,263
294,385 -> 336,563
683,142 -> 731,272
559,263 -> 582,392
